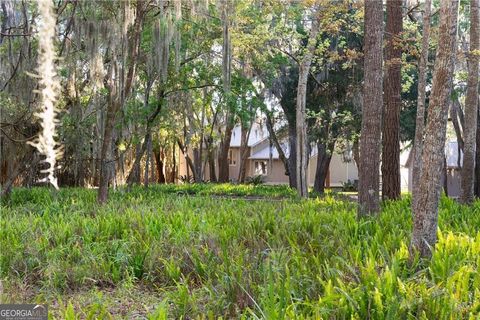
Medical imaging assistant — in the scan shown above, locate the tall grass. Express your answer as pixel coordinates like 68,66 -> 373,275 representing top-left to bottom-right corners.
1,186 -> 479,319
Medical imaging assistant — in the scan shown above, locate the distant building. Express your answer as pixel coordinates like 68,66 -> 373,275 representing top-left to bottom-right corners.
404,140 -> 462,197
178,123 -> 358,187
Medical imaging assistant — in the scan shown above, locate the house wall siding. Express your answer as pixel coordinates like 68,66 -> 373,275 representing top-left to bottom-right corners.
257,160 -> 289,184
228,147 -> 240,181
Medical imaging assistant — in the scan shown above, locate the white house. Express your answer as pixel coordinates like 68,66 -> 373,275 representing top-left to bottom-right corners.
404,140 -> 462,197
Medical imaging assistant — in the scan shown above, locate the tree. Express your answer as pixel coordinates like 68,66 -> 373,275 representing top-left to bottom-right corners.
411,0 -> 459,258
358,0 -> 384,216
98,1 -> 145,204
412,0 -> 432,211
460,0 -> 480,204
381,0 -> 403,200
217,0 -> 234,183
296,7 -> 321,198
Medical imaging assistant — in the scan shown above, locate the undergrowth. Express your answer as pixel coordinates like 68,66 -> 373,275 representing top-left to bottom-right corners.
0,186 -> 479,319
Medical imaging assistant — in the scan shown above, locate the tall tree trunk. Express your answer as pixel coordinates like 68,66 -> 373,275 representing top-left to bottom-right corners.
450,101 -> 465,157
412,0 -> 432,211
411,0 -> 459,259
177,139 -> 196,181
358,0 -> 384,216
154,149 -> 166,184
193,147 -> 203,182
313,141 -> 334,194
238,124 -> 252,183
204,136 -> 217,182
98,83 -> 120,203
288,124 -> 297,189
128,142 -> 144,186
97,1 -> 144,203
94,103 -> 104,187
217,125 -> 234,182
296,9 -> 320,198
460,0 -> 480,204
144,133 -> 152,187
171,143 -> 177,183
382,0 -> 403,200
475,104 -> 480,196
195,89 -> 207,183
443,155 -> 449,196
1,152 -> 36,199
126,88 -> 163,186
208,148 -> 217,182
217,0 -> 233,183
67,84 -> 86,187
265,110 -> 290,177
353,140 -> 360,172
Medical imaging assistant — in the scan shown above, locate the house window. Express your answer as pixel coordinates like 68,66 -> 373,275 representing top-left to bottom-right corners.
228,149 -> 236,166
254,161 -> 267,175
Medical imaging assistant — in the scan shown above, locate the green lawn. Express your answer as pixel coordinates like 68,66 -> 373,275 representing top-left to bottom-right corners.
1,185 -> 480,319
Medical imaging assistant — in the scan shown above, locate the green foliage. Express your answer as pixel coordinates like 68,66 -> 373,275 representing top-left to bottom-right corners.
1,187 -> 480,319
245,174 -> 265,186
341,179 -> 358,192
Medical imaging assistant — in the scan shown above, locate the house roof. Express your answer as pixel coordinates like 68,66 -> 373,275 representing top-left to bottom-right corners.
231,120 -> 320,161
249,146 -> 280,160
229,123 -> 269,147
248,141 -> 319,160
249,141 -> 289,160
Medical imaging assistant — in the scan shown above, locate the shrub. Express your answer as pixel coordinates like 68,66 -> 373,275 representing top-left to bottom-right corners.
341,179 -> 358,192
245,174 -> 265,186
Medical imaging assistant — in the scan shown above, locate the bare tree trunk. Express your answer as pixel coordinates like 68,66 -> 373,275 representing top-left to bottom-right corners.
411,0 -> 459,259
265,110 -> 290,177
192,147 -> 203,182
208,147 -> 217,182
126,88 -> 163,186
150,149 -> 156,183
154,149 -> 166,184
238,123 -> 252,183
460,0 -> 480,204
203,136 -> 217,182
171,143 -> 177,183
128,142 -> 144,185
475,104 -> 480,196
144,133 -> 152,187
93,104 -> 104,187
288,124 -> 297,189
217,0 -> 233,183
412,0 -> 432,211
358,0 -> 384,216
382,0 -> 403,200
1,152 -> 36,199
450,101 -> 465,155
98,86 -> 120,204
443,156 -> 449,196
177,139 -> 196,181
195,89 -> 208,182
217,124 -> 234,182
313,141 -> 334,194
296,10 -> 320,198
353,140 -> 360,172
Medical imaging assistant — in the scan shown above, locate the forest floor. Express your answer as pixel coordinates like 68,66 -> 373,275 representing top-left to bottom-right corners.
1,184 -> 479,319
